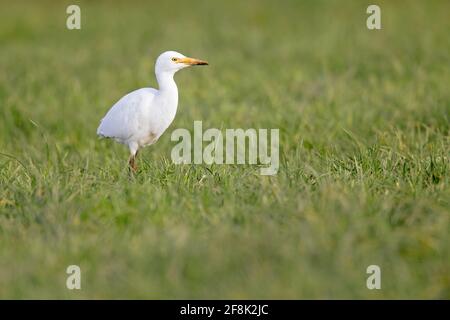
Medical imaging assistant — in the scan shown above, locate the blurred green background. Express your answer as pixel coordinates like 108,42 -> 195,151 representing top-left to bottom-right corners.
0,0 -> 449,298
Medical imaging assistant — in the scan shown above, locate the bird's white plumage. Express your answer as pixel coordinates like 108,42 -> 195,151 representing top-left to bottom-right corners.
97,88 -> 158,144
97,51 -> 207,163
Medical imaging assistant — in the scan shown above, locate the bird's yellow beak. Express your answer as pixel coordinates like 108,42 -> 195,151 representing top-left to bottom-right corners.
177,57 -> 209,66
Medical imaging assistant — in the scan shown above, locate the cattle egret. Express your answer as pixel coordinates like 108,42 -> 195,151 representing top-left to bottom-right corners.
97,51 -> 208,171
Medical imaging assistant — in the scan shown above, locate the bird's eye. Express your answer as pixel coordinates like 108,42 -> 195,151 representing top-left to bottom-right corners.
171,58 -> 178,62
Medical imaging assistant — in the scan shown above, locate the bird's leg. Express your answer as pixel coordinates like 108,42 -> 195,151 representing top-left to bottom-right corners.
127,143 -> 140,173
128,150 -> 139,173
128,156 -> 136,172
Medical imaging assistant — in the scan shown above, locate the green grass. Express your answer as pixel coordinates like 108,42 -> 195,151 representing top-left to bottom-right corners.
0,0 -> 449,299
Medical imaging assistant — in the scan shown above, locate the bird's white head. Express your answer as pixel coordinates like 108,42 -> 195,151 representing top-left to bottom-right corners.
155,51 -> 208,75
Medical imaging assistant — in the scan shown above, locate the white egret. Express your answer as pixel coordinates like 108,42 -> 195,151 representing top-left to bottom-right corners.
97,51 -> 208,171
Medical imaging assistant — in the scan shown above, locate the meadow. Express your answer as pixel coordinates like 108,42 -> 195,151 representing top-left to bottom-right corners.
0,0 -> 448,298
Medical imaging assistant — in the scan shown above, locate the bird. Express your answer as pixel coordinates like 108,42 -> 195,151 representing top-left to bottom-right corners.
97,51 -> 208,172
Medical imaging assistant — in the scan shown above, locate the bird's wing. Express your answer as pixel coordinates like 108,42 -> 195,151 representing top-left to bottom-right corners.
97,88 -> 157,141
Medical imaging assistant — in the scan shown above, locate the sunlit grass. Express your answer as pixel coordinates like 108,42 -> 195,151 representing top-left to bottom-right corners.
0,0 -> 449,298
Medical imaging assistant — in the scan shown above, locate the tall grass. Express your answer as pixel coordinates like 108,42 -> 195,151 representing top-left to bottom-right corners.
0,0 -> 448,298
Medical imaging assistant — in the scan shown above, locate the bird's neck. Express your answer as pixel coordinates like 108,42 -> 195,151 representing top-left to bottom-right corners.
156,71 -> 178,97
155,71 -> 179,124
